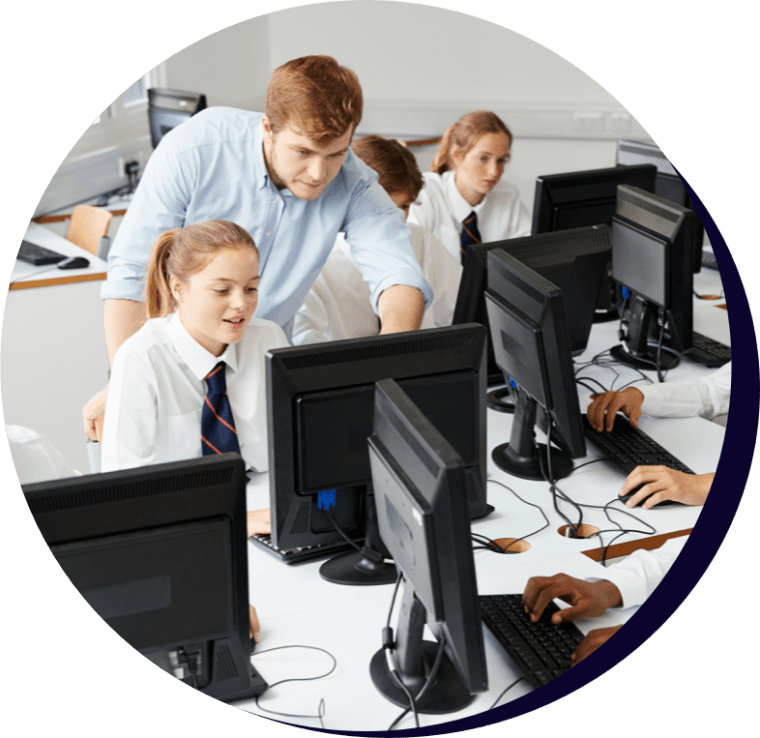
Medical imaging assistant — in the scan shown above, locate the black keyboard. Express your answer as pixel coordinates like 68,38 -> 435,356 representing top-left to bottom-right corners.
582,414 -> 693,506
248,533 -> 356,564
17,239 -> 66,266
480,594 -> 584,689
688,332 -> 731,368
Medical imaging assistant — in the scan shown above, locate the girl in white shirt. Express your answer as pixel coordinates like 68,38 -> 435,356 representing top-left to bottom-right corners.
292,134 -> 462,345
408,111 -> 531,263
101,220 -> 288,535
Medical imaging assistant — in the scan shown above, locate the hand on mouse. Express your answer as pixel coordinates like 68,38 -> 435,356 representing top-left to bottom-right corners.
572,625 -> 623,664
523,573 -> 622,624
620,466 -> 714,509
83,385 -> 108,441
587,387 -> 644,432
247,508 -> 271,538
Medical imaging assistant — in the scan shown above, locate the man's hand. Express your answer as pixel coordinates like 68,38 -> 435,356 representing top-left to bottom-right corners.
378,284 -> 425,334
523,573 -> 622,624
620,467 -> 714,509
249,604 -> 260,643
572,625 -> 623,664
83,385 -> 108,441
587,387 -> 645,432
247,508 -> 271,538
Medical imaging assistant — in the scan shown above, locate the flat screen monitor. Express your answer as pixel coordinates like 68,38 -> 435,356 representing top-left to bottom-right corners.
617,139 -> 705,273
454,224 -> 611,371
484,249 -> 586,480
368,378 -> 487,713
266,324 -> 489,586
610,184 -> 696,370
148,88 -> 208,148
23,454 -> 266,703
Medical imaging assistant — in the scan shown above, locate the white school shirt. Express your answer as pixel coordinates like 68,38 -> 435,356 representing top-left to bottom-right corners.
408,170 -> 531,262
590,537 -> 687,609
291,222 -> 463,345
641,362 -> 731,421
101,313 -> 288,473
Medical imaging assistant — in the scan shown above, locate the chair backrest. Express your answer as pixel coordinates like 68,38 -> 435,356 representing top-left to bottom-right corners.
66,205 -> 113,256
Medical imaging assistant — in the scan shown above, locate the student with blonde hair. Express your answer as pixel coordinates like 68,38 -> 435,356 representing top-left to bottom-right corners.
101,220 -> 288,536
408,111 -> 530,263
292,135 -> 462,344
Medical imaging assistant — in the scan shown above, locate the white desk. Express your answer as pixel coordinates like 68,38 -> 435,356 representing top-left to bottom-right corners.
235,295 -> 728,730
2,223 -> 110,472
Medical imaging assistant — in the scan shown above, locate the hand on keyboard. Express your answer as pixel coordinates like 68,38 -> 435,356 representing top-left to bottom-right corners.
523,573 -> 623,624
247,508 -> 271,537
572,625 -> 623,664
587,388 -> 644,432
620,467 -> 715,508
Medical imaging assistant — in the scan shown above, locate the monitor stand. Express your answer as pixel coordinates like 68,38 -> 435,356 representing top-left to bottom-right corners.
319,488 -> 397,586
612,296 -> 680,371
370,586 -> 474,713
491,393 -> 574,481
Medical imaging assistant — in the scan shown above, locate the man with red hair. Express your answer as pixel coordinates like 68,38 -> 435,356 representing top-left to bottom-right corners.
85,56 -> 431,437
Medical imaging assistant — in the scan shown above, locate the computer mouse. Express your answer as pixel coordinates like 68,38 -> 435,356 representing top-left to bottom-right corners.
618,488 -> 680,508
57,256 -> 90,270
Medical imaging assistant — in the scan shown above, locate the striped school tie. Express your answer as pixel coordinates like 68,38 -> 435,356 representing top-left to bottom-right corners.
460,210 -> 481,264
201,362 -> 241,456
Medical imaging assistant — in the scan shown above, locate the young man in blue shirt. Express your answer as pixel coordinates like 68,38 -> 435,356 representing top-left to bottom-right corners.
84,55 -> 432,438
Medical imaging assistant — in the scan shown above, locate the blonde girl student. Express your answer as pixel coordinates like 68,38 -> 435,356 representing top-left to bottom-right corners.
292,134 -> 462,345
408,111 -> 531,263
101,220 -> 288,536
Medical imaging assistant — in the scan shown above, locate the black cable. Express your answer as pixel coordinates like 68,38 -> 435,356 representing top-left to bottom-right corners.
537,422 -> 583,537
489,677 -> 525,710
484,478 -> 551,552
325,508 -> 362,552
252,645 -> 337,729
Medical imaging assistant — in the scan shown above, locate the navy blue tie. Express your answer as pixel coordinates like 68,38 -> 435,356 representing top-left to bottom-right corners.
460,210 -> 481,264
201,362 -> 241,456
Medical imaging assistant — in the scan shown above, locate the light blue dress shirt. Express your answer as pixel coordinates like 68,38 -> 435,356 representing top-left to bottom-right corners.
103,107 -> 432,329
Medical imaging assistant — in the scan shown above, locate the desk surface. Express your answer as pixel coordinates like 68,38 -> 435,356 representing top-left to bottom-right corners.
235,287 -> 728,731
10,222 -> 108,290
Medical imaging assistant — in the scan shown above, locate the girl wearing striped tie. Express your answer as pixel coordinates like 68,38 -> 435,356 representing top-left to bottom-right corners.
408,111 -> 531,264
101,220 -> 288,540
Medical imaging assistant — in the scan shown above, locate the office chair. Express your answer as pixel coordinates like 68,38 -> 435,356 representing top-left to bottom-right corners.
66,205 -> 112,258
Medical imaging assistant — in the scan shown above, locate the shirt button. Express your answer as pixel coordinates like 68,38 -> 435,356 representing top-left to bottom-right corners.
265,231 -> 271,237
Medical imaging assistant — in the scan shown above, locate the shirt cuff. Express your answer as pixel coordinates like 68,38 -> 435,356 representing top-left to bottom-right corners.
370,270 -> 434,313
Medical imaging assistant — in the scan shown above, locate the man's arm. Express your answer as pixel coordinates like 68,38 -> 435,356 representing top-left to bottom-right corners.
378,284 -> 425,334
82,299 -> 146,441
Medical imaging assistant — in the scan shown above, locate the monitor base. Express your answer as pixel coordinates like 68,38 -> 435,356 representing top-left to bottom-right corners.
319,550 -> 397,586
491,442 -> 574,481
487,386 -> 515,414
370,642 -> 475,713
610,344 -> 680,371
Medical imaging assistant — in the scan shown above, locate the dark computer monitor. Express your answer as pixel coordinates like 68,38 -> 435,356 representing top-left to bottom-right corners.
610,185 -> 696,371
368,378 -> 488,713
484,249 -> 586,481
148,88 -> 208,148
531,164 -> 657,316
266,324 -> 489,586
23,454 -> 266,703
617,139 -> 705,273
454,224 -> 611,370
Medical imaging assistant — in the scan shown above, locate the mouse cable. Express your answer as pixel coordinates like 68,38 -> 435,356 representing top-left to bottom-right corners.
489,677 -> 525,710
576,376 -> 609,395
538,425 -> 584,537
251,644 -> 337,730
481,478 -> 551,554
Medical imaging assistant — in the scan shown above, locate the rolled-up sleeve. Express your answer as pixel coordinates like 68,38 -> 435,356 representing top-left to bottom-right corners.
642,362 -> 731,420
344,180 -> 433,313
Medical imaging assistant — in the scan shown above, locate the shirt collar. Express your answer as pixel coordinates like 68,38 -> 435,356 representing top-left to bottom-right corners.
442,169 -> 488,222
167,312 -> 240,381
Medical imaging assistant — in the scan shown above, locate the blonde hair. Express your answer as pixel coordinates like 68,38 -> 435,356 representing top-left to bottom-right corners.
430,111 -> 513,175
145,220 -> 258,319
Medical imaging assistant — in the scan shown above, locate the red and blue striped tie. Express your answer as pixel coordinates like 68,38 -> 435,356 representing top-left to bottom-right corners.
201,362 -> 241,456
460,210 -> 481,264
